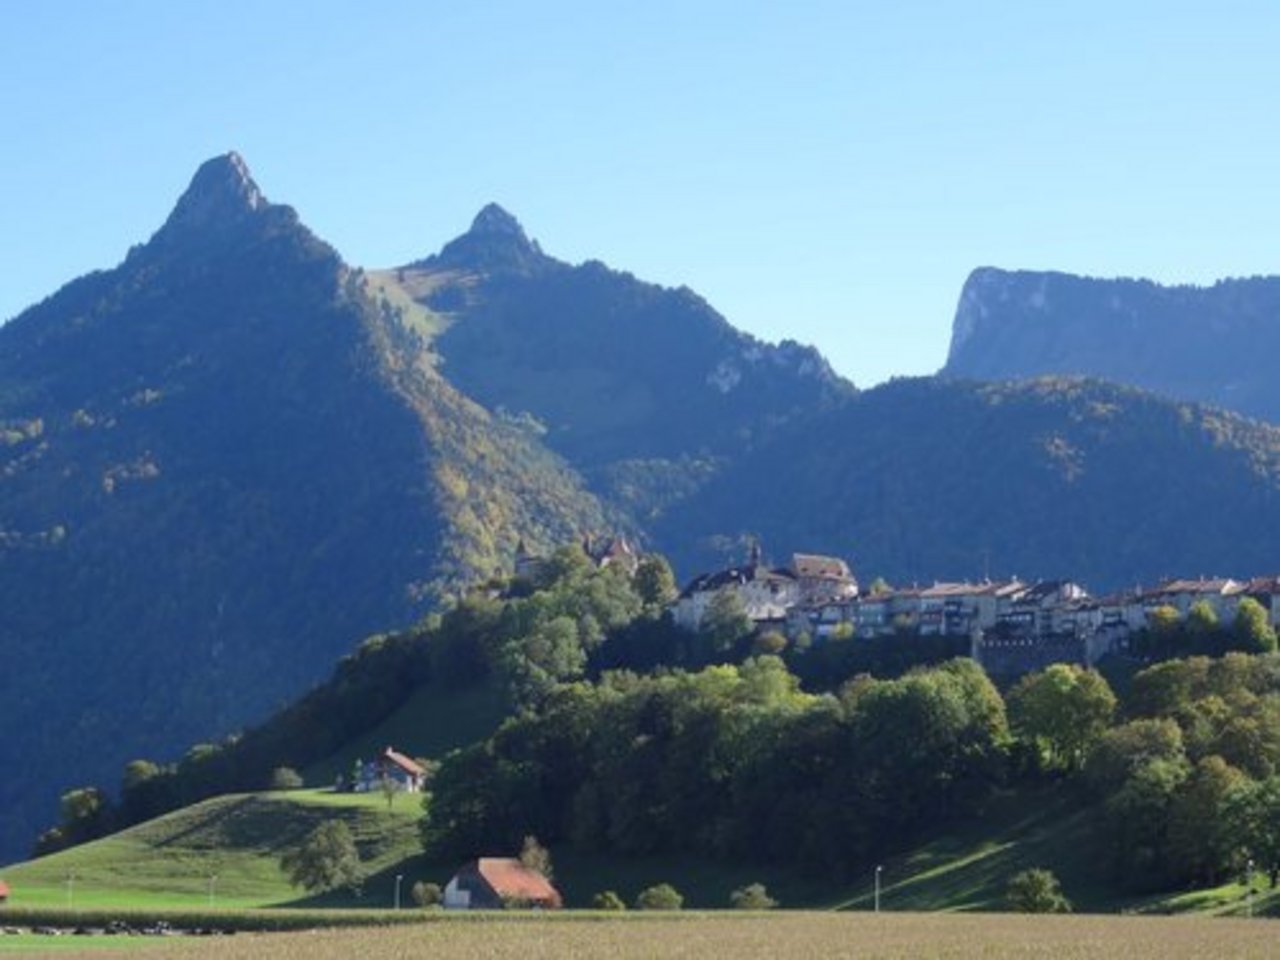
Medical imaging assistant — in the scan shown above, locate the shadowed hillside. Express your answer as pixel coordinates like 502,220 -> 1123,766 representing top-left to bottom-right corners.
0,155 -> 606,861
658,376 -> 1280,589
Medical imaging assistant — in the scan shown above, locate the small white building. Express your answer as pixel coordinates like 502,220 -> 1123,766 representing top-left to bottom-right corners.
353,747 -> 427,794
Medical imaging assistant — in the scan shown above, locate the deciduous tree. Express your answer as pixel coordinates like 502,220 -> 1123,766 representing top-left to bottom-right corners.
280,820 -> 364,895
1008,664 -> 1116,771
635,883 -> 683,910
1005,868 -> 1071,913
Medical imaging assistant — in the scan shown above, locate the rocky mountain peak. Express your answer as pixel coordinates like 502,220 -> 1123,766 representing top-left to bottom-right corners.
153,151 -> 270,241
422,202 -> 546,276
144,151 -> 282,253
469,202 -> 526,240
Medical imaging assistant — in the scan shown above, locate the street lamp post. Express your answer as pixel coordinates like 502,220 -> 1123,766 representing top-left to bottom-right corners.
394,874 -> 403,911
874,865 -> 882,914
1247,859 -> 1254,919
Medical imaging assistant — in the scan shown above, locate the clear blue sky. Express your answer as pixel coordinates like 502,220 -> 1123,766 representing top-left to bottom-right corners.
2,2 -> 1277,386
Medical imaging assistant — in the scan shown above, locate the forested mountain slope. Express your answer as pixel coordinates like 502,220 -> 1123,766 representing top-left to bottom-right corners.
657,376 -> 1280,589
394,205 -> 852,520
0,154 -> 605,860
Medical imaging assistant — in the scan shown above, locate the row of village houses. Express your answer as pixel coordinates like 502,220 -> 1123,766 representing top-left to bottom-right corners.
514,535 -> 1280,672
666,543 -> 1280,673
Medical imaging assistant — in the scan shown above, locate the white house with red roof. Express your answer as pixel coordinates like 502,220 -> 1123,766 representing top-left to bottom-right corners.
354,746 -> 427,793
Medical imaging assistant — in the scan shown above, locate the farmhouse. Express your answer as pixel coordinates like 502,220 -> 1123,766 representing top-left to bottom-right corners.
354,747 -> 426,793
443,858 -> 562,910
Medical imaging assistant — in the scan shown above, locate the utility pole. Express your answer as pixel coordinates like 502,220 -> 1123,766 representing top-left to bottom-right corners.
395,873 -> 403,911
1247,859 -> 1254,919
874,865 -> 883,914
208,874 -> 218,909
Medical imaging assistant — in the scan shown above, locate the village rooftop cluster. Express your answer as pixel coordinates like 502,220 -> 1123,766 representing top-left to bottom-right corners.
671,545 -> 1280,673
517,535 -> 1280,675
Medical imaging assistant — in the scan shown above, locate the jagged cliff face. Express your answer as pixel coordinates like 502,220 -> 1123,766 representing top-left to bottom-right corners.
943,267 -> 1280,422
0,155 -> 607,861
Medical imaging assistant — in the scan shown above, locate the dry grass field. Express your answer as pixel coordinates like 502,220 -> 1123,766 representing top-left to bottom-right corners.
8,912 -> 1277,960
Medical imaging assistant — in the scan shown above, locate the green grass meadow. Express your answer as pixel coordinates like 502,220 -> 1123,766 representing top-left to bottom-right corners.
1,774 -> 1273,927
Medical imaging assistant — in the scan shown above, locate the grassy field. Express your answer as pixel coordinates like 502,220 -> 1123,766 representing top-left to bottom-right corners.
5,780 -> 1276,918
822,784 -> 1279,918
0,790 -> 421,910
301,681 -> 507,789
3,913 -> 1278,959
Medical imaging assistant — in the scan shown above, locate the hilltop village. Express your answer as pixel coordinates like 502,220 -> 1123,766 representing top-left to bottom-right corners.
673,546 -> 1280,675
528,536 -> 1280,677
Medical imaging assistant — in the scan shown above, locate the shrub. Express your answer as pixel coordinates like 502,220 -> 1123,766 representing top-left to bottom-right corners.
729,882 -> 778,909
592,890 -> 627,910
635,883 -> 684,911
411,881 -> 442,907
269,767 -> 304,791
1005,868 -> 1071,913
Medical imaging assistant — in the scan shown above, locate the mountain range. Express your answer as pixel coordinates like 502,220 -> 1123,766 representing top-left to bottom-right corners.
943,267 -> 1280,421
5,153 -> 1280,860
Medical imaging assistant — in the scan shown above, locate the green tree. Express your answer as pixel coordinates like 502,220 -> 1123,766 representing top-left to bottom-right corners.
635,883 -> 684,910
379,773 -> 399,809
729,882 -> 778,909
503,615 -> 587,704
1007,664 -> 1117,771
592,890 -> 627,910
280,820 -> 364,895
1148,604 -> 1182,636
753,630 -> 789,656
411,880 -> 442,907
1005,868 -> 1071,913
635,554 -> 678,609
1085,719 -> 1186,796
519,834 -> 554,879
1234,597 -> 1278,653
703,589 -> 753,653
121,759 -> 161,792
1129,658 -> 1211,718
1102,758 -> 1188,890
1168,755 -> 1248,885
1186,600 -> 1220,638
1227,775 -> 1280,887
270,766 -> 304,791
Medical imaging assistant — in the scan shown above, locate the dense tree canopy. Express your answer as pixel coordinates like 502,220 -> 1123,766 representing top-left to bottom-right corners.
424,656 -> 1009,876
